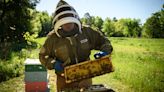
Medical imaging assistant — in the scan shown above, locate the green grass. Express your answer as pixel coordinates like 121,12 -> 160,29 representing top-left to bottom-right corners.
0,37 -> 164,92
93,37 -> 164,92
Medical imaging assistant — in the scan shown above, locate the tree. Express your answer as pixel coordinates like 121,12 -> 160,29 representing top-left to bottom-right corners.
112,17 -> 118,22
102,18 -> 115,36
114,18 -> 141,37
82,12 -> 92,26
94,16 -> 103,30
28,9 -> 42,34
125,19 -> 141,37
142,5 -> 164,38
0,0 -> 40,59
38,11 -> 52,37
0,0 -> 40,43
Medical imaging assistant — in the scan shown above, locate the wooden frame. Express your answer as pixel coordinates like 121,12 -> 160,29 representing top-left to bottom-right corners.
64,55 -> 114,83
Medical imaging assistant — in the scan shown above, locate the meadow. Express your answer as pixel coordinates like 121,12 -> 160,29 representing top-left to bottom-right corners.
0,37 -> 163,92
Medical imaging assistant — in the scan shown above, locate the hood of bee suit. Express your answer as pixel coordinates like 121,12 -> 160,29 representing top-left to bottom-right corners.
52,0 -> 82,37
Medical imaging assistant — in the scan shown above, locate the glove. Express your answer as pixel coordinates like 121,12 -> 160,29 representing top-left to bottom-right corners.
54,59 -> 64,74
94,51 -> 108,59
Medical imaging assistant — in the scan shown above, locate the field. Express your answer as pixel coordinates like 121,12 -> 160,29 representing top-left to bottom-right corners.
0,37 -> 164,92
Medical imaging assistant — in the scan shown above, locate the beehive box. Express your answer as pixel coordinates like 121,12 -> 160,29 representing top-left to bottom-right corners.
25,72 -> 47,82
25,59 -> 47,72
24,58 -> 49,92
25,82 -> 48,92
64,55 -> 114,83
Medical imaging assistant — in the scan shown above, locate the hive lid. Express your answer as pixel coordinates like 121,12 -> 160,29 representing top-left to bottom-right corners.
25,58 -> 41,65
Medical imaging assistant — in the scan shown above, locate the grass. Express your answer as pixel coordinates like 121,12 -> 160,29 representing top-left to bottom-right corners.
105,37 -> 164,92
0,37 -> 164,92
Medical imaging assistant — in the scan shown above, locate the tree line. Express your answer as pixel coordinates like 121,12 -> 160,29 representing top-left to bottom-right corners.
1,1 -> 163,44
81,6 -> 164,38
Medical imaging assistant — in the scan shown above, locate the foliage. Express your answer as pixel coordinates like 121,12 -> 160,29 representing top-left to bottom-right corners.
102,17 -> 115,36
142,6 -> 164,38
0,38 -> 42,82
81,5 -> 164,38
0,0 -> 40,43
114,18 -> 142,37
0,52 -> 24,82
81,12 -> 92,26
0,0 -> 52,60
81,13 -> 142,37
38,11 -> 52,37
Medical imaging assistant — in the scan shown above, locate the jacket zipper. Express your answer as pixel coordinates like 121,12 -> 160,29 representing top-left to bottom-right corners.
66,37 -> 78,64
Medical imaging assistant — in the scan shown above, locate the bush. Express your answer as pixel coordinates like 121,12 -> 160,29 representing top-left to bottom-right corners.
0,55 -> 24,82
0,40 -> 41,82
111,31 -> 124,37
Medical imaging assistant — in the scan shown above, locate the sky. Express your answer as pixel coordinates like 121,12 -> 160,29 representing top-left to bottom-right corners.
36,0 -> 164,24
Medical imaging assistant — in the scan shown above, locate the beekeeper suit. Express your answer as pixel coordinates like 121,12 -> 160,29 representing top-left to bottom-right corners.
39,0 -> 113,91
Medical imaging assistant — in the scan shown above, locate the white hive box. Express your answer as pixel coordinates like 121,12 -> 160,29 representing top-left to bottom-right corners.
24,58 -> 49,92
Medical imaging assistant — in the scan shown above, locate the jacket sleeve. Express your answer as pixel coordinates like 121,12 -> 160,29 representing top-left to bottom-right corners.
85,27 -> 113,54
39,36 -> 55,70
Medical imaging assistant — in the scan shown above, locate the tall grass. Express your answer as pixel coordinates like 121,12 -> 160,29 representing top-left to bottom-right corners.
93,37 -> 164,92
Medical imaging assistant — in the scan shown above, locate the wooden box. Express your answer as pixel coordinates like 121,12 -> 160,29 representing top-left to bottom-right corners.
64,55 -> 114,83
